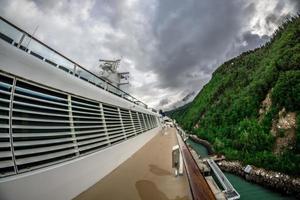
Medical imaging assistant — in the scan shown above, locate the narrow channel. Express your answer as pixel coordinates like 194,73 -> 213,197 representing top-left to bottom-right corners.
186,139 -> 296,200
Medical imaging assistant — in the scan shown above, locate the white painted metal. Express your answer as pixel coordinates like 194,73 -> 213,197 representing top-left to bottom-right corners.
0,70 -> 160,177
0,39 -> 157,116
0,127 -> 159,200
0,18 -> 162,200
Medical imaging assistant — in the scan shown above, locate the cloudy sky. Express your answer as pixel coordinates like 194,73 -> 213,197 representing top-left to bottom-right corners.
0,0 -> 299,110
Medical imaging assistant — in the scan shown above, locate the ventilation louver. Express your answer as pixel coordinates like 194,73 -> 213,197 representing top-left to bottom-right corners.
131,111 -> 142,134
0,72 -> 159,177
120,109 -> 136,138
12,80 -> 76,173
0,74 -> 15,177
72,96 -> 109,155
102,104 -> 125,145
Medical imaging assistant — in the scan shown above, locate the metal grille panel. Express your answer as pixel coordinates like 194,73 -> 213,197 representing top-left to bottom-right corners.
12,80 -> 76,172
138,113 -> 146,132
131,111 -> 142,134
0,72 -> 159,177
103,104 -> 125,145
120,109 -> 135,138
0,74 -> 14,177
72,97 -> 109,155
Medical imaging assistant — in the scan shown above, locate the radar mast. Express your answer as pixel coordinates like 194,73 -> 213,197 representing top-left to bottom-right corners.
98,59 -> 129,91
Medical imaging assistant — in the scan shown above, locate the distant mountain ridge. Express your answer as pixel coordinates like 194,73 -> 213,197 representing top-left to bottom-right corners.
163,91 -> 196,111
169,16 -> 300,175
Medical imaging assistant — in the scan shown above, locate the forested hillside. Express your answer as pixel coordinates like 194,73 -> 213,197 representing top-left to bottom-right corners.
170,16 -> 300,175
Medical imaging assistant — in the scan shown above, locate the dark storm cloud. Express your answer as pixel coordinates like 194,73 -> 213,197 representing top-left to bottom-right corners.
143,0 -> 297,93
265,1 -> 293,31
90,0 -> 124,27
158,98 -> 170,107
32,0 -> 57,10
289,0 -> 300,12
146,0 -> 259,89
182,91 -> 195,102
0,0 -> 298,109
230,31 -> 270,56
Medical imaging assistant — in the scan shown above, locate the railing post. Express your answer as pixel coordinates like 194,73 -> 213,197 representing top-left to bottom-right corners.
129,110 -> 137,135
137,113 -> 142,133
147,115 -> 152,129
118,108 -> 127,140
104,82 -> 108,91
68,95 -> 79,156
142,113 -> 147,131
73,64 -> 77,75
8,78 -> 18,174
149,115 -> 154,129
148,115 -> 152,129
100,103 -> 110,145
17,32 -> 26,48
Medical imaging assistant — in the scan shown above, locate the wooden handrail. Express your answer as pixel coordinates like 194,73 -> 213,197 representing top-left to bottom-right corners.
176,132 -> 216,200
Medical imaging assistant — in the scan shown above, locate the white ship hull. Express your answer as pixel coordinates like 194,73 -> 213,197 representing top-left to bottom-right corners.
0,127 -> 159,200
0,18 -> 161,200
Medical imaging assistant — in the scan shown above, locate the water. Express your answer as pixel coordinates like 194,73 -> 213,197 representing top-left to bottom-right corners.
224,172 -> 295,200
186,138 -> 208,157
186,139 -> 295,200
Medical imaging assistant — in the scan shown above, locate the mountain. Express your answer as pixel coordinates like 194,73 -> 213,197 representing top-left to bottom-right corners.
168,91 -> 196,110
170,16 -> 300,175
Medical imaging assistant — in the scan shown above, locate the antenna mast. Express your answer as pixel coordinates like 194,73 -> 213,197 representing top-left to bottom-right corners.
98,58 -> 130,90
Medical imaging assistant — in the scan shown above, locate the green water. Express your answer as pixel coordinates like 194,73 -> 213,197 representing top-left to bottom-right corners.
186,138 -> 209,157
186,139 -> 295,200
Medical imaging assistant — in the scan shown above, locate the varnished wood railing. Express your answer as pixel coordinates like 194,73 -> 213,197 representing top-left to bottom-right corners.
176,129 -> 216,200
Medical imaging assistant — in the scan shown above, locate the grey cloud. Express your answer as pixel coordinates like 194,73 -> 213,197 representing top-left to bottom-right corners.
289,0 -> 300,12
32,0 -> 59,10
182,91 -> 195,102
0,0 -> 298,110
158,98 -> 170,107
90,0 -> 125,27
230,31 -> 270,56
265,1 -> 291,28
148,0 -> 252,89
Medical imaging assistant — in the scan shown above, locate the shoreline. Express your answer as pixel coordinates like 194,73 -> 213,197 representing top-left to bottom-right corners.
188,134 -> 300,198
217,160 -> 300,198
188,134 -> 215,155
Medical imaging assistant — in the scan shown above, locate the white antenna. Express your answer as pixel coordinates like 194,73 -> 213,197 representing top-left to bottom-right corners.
98,58 -> 130,89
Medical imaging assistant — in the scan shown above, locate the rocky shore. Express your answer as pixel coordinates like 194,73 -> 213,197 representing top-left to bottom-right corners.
189,135 -> 300,198
217,160 -> 300,198
188,134 -> 215,155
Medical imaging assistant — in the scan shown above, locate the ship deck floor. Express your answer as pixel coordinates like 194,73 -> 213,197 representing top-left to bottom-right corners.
74,128 -> 190,200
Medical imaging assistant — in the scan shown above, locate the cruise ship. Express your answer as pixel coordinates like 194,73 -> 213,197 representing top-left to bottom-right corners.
0,17 -> 238,200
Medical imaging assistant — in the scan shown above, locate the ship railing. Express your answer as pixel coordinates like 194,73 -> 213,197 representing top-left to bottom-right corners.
176,127 -> 216,200
0,16 -> 148,109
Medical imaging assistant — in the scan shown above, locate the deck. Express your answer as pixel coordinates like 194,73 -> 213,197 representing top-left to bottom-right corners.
74,128 -> 191,200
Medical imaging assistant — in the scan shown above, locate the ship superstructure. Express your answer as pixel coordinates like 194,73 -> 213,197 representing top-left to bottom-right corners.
0,16 -> 223,200
0,17 -> 162,200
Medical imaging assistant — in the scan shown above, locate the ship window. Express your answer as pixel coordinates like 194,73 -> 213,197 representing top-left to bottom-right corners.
0,19 -> 23,43
45,59 -> 57,67
30,51 -> 44,60
0,32 -> 13,44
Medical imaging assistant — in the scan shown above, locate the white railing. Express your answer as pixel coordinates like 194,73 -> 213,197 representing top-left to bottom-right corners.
206,159 -> 240,200
0,16 -> 154,110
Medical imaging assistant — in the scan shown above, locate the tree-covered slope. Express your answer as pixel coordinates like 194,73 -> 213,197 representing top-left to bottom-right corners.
170,16 -> 300,175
